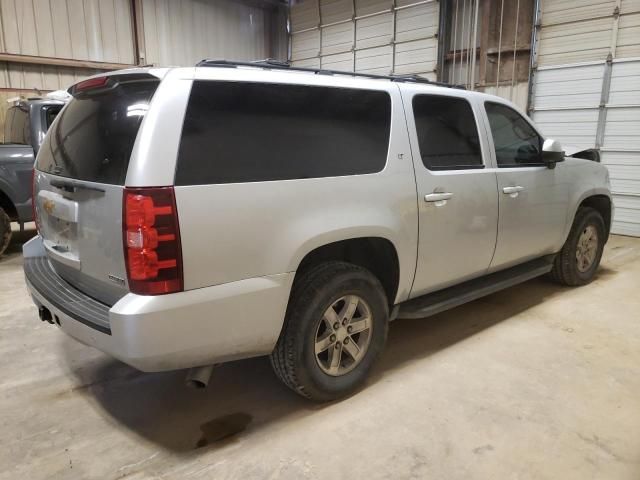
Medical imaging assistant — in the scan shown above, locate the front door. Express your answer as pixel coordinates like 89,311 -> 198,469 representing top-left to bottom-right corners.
482,101 -> 570,271
402,90 -> 499,298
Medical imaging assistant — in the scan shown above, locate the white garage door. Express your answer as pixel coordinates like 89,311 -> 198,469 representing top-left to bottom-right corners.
289,0 -> 439,79
530,0 -> 640,236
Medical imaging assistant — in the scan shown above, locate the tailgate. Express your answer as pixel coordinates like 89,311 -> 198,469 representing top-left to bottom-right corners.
34,73 -> 160,305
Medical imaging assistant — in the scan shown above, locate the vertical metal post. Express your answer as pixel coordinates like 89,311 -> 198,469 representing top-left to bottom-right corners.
595,2 -> 621,150
510,0 -> 520,101
460,0 -> 467,86
526,0 -> 541,114
495,0 -> 505,89
466,0 -> 472,88
452,0 -> 459,84
469,0 -> 479,90
131,0 -> 146,65
595,54 -> 613,150
437,0 -> 450,82
610,0 -> 621,59
317,0 -> 323,68
287,1 -> 293,63
391,0 -> 397,74
352,0 -> 357,71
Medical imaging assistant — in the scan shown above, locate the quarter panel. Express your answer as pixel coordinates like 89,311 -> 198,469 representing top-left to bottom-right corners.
175,84 -> 418,304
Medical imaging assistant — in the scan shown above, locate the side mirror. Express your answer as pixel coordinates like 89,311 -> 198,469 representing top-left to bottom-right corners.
542,138 -> 565,169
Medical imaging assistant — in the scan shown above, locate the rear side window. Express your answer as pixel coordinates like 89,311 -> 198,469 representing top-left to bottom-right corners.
412,95 -> 483,170
4,106 -> 31,145
44,106 -> 62,130
175,81 -> 391,185
36,74 -> 160,185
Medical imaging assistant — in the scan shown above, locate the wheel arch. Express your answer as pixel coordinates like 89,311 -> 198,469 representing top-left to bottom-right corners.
292,236 -> 402,307
0,187 -> 18,221
562,188 -> 613,246
579,195 -> 612,239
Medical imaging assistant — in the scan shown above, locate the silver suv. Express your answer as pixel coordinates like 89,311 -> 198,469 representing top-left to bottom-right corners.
24,61 -> 612,401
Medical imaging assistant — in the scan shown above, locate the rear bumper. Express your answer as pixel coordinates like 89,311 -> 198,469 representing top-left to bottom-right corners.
23,236 -> 294,372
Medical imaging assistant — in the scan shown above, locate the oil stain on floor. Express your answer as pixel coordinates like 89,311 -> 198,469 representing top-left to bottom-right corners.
195,413 -> 253,449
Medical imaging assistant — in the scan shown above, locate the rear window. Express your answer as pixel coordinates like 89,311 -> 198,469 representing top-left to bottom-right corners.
175,81 -> 391,185
4,106 -> 31,145
36,74 -> 160,185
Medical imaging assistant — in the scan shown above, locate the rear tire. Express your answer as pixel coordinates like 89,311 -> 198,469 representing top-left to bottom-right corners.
0,207 -> 11,257
550,207 -> 605,286
270,261 -> 388,402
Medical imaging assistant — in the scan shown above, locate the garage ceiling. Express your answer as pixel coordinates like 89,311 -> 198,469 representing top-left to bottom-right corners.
289,0 -> 439,80
530,0 -> 640,237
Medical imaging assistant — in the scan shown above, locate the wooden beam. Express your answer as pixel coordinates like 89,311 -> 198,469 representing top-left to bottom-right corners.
0,87 -> 52,93
478,0 -> 492,86
0,53 -> 133,71
131,0 -> 146,65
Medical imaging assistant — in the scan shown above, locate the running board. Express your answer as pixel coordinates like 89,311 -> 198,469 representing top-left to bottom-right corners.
396,256 -> 555,320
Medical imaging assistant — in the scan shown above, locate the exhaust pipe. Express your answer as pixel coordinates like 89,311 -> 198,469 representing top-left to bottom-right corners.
185,365 -> 216,389
38,306 -> 54,324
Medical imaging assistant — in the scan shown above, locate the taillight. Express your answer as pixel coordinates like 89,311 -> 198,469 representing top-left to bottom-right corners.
31,168 -> 38,232
123,187 -> 183,295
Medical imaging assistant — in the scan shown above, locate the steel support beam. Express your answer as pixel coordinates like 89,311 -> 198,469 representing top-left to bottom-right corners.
0,53 -> 133,71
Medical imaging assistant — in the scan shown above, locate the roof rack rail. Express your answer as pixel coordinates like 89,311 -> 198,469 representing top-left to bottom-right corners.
196,59 -> 466,90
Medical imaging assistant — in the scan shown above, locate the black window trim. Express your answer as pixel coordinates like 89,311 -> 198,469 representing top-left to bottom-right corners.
412,93 -> 486,172
484,100 -> 545,169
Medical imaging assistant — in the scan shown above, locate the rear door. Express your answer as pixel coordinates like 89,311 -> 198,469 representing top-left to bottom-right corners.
34,73 -> 161,305
401,88 -> 499,298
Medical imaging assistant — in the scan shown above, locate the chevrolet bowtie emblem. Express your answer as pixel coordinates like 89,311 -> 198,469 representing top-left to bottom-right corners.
42,198 -> 55,215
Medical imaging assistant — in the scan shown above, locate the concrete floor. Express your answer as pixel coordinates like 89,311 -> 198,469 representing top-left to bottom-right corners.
1,228 -> 639,480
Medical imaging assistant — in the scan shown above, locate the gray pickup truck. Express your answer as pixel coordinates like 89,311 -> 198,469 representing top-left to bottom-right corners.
0,98 -> 64,255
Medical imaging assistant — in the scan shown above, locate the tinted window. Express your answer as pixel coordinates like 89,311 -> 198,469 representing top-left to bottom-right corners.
175,81 -> 391,185
4,106 -> 30,145
36,74 -> 159,184
44,106 -> 62,129
412,95 -> 483,170
485,102 -> 543,167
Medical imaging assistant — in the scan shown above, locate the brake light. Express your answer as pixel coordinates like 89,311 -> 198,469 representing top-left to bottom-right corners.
73,76 -> 108,93
123,187 -> 183,295
31,168 -> 38,232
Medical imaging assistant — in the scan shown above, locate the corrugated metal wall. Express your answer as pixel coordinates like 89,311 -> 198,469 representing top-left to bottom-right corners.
0,0 -> 287,141
0,0 -> 135,90
0,0 -> 135,63
141,0 -> 281,66
530,0 -> 640,236
290,0 -> 439,80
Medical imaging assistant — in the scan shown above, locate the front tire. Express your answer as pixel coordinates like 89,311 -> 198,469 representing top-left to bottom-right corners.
0,207 -> 11,257
270,261 -> 388,402
550,207 -> 605,286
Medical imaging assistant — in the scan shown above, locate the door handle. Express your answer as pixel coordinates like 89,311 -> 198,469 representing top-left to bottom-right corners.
424,192 -> 453,204
502,186 -> 524,197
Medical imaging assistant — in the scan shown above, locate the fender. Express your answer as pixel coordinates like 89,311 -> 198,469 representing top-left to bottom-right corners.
561,186 -> 613,244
